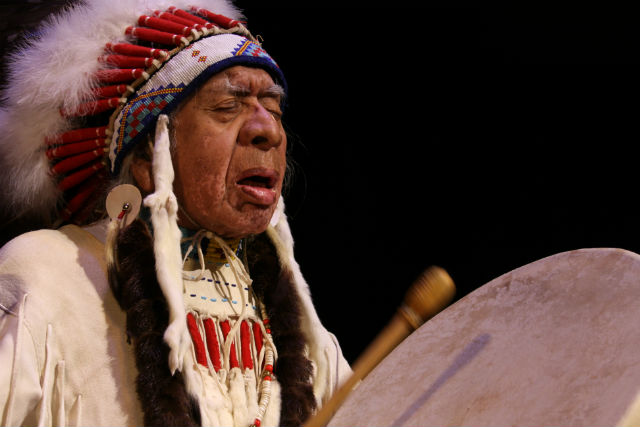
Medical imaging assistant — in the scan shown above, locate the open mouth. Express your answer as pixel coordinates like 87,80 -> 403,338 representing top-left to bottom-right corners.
236,168 -> 279,205
237,175 -> 274,189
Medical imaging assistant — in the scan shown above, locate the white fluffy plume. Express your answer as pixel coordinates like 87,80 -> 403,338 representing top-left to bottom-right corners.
0,0 -> 243,223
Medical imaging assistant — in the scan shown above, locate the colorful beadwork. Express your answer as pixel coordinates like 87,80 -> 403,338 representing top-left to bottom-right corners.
109,32 -> 283,173
232,39 -> 271,60
115,85 -> 183,153
40,5 -> 285,220
182,230 -> 277,427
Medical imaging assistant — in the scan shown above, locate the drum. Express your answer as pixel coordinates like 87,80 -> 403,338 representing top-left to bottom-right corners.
329,248 -> 640,426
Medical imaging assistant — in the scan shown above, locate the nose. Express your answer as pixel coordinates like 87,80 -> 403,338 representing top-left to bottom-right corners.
238,102 -> 283,150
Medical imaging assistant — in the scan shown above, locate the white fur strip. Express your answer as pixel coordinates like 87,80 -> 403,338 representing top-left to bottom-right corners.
188,362 -> 232,426
262,379 -> 281,426
266,201 -> 333,401
229,368 -> 249,425
144,114 -> 190,374
244,370 -> 259,425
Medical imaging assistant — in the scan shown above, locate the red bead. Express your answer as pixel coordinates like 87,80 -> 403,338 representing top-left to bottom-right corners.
264,364 -> 273,373
263,318 -> 270,325
264,375 -> 271,381
254,419 -> 261,427
265,328 -> 271,334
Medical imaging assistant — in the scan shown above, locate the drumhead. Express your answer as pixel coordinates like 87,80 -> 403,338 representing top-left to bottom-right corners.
329,248 -> 640,426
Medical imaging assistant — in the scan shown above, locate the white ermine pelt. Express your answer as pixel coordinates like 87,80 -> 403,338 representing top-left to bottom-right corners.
267,197 -> 340,405
0,0 -> 242,223
144,114 -> 190,374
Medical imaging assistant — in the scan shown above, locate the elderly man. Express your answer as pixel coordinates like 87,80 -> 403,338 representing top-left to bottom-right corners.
0,1 -> 350,426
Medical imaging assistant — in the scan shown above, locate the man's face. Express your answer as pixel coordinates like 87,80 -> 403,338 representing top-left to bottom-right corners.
171,66 -> 287,239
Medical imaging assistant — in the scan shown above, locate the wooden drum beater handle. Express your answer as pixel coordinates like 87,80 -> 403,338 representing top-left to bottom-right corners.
303,266 -> 456,427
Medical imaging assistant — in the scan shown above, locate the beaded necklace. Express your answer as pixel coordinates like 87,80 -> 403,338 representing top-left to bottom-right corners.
182,229 -> 277,426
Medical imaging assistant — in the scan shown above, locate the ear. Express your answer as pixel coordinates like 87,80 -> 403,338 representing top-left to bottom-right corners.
130,156 -> 154,194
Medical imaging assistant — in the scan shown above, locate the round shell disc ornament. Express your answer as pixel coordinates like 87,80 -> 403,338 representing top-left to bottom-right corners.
106,184 -> 142,226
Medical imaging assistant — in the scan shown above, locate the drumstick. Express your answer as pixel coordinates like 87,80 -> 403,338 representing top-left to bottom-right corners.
303,266 -> 456,427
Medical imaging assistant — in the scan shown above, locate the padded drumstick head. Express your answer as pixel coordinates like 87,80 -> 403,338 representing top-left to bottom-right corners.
303,265 -> 456,427
400,266 -> 456,330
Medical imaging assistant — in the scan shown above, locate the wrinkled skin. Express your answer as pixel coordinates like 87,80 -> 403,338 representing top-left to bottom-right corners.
132,66 -> 287,238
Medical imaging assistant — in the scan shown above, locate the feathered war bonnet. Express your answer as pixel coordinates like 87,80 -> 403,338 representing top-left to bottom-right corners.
0,0 -> 284,223
0,0 -> 343,423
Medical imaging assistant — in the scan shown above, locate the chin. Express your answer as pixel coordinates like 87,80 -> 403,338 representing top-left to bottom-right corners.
244,216 -> 273,236
218,208 -> 274,239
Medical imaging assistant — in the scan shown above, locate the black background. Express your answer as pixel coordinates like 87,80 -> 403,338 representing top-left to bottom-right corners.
235,5 -> 640,363
2,3 -> 639,364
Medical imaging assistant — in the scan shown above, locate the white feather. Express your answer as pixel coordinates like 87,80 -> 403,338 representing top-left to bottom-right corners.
0,0 -> 243,222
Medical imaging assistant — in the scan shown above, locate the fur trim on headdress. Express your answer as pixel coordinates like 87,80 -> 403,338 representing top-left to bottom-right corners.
0,0 -> 242,224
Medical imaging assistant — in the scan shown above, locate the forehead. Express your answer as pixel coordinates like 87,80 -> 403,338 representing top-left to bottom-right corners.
201,65 -> 277,93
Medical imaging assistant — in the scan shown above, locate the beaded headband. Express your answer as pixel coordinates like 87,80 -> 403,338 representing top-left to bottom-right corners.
110,33 -> 284,174
0,0 -> 284,224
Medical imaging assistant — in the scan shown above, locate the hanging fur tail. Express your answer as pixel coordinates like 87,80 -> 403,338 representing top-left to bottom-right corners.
106,218 -> 201,426
247,232 -> 317,426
